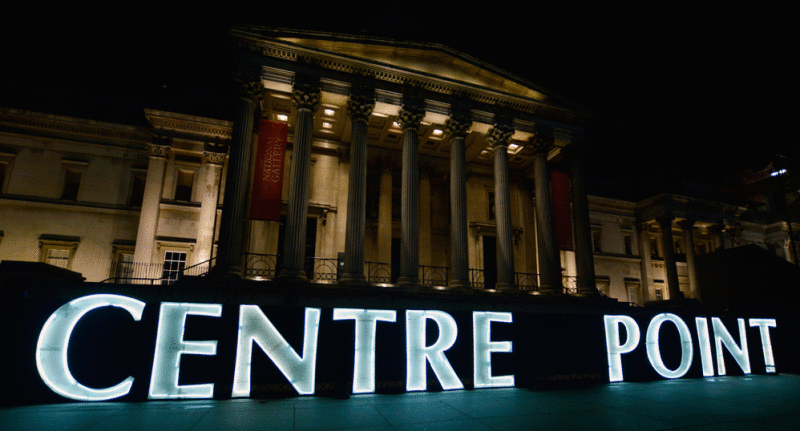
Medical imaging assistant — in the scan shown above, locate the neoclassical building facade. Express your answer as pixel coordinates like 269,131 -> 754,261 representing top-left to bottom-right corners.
0,26 -> 795,305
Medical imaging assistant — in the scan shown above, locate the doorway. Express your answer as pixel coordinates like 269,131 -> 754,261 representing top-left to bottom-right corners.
276,216 -> 317,279
482,235 -> 497,289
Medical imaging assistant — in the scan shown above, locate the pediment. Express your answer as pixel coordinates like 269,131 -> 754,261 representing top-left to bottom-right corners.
233,27 -> 562,106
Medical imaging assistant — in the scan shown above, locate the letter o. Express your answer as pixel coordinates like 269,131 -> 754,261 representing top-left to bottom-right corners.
646,313 -> 693,379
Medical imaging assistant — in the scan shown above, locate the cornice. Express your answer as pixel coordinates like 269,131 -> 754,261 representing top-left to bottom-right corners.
0,107 -> 150,148
143,109 -> 233,141
231,28 -> 591,125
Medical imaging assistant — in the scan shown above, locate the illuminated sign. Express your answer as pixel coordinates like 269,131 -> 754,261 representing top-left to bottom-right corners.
31,294 -> 778,402
603,313 -> 776,382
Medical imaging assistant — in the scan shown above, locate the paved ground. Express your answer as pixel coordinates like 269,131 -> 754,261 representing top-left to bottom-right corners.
2,374 -> 798,430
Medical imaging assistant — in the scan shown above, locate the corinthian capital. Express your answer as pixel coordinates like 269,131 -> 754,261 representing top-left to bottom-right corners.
203,151 -> 226,165
147,140 -> 171,158
235,77 -> 265,102
445,115 -> 472,139
486,124 -> 514,149
347,95 -> 375,123
397,106 -> 425,131
292,84 -> 322,112
528,132 -> 554,154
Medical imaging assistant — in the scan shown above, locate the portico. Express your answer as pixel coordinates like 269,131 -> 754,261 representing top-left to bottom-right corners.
208,27 -> 596,294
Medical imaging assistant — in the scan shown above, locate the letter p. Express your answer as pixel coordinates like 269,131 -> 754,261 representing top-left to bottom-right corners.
604,315 -> 641,382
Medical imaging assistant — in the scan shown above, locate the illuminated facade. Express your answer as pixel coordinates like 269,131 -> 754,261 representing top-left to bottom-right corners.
0,26 -> 796,305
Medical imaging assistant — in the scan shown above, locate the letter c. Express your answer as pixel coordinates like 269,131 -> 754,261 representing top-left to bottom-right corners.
36,294 -> 145,401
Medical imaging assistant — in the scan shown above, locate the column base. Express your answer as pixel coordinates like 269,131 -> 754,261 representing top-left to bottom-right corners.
536,285 -> 562,295
448,279 -> 471,289
494,282 -> 516,291
339,273 -> 369,286
397,276 -> 421,290
277,268 -> 308,283
207,265 -> 242,280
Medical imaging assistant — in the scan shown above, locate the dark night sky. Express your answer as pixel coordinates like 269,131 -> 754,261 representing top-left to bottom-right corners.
1,9 -> 792,190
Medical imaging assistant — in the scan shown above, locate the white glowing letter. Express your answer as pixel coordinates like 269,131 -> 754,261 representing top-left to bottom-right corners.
148,302 -> 222,399
473,311 -> 514,388
712,317 -> 750,375
749,318 -> 777,373
695,317 -> 715,377
406,310 -> 463,391
646,313 -> 693,379
603,315 -> 640,382
36,294 -> 145,401
332,308 -> 396,394
232,306 -> 321,397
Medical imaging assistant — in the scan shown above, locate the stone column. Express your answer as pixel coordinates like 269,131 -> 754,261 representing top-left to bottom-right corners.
133,141 -> 170,277
214,78 -> 262,277
193,150 -> 225,268
340,95 -> 374,284
397,106 -> 425,288
377,159 -> 393,265
419,163 -> 434,268
679,219 -> 701,302
657,215 -> 682,300
637,223 -> 653,303
530,133 -> 562,294
445,115 -> 472,288
279,84 -> 321,282
567,143 -> 597,295
487,125 -> 516,290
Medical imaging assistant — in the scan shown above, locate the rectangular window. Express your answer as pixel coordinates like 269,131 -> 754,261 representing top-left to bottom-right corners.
654,287 -> 664,301
162,251 -> 187,283
623,232 -> 633,255
650,236 -> 661,258
61,169 -> 82,200
45,248 -> 71,268
38,235 -> 80,270
174,169 -> 195,202
0,152 -> 14,194
0,161 -> 7,193
129,172 -> 147,207
592,227 -> 602,253
488,191 -> 495,220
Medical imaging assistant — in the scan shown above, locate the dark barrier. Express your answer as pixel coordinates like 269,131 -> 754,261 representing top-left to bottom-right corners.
0,280 -> 792,406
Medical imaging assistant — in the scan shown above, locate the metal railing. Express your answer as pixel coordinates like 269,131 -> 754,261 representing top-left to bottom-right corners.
104,258 -> 214,285
562,275 -> 578,295
365,261 -> 391,284
242,253 -> 278,279
420,265 -> 449,288
104,253 -> 586,296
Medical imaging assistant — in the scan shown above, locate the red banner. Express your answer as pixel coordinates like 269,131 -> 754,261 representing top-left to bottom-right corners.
250,120 -> 287,221
551,170 -> 574,251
